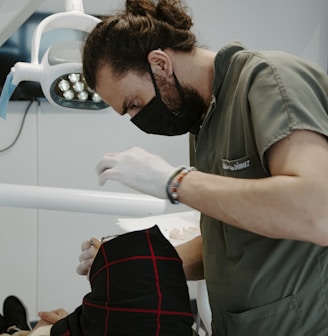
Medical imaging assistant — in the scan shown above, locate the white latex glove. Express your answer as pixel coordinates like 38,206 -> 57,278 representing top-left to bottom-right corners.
96,147 -> 178,199
76,237 -> 101,276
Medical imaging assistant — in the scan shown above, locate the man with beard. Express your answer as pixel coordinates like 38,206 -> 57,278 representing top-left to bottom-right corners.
82,0 -> 328,335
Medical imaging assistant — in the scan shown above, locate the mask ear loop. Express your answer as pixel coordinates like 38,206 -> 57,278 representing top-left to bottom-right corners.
172,72 -> 185,104
170,72 -> 185,116
147,63 -> 162,97
147,63 -> 185,116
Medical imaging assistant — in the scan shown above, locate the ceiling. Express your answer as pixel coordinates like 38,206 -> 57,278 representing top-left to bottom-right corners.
38,0 -> 122,14
0,0 -> 121,46
0,0 -> 45,46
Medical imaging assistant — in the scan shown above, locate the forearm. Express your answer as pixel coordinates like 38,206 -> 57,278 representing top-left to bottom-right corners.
175,235 -> 204,280
178,171 -> 328,245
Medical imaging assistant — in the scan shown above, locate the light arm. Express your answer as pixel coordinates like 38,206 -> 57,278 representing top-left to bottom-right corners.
0,183 -> 165,217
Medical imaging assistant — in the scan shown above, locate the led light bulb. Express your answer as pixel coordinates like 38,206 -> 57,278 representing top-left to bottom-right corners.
92,92 -> 102,103
77,91 -> 88,101
63,89 -> 75,100
68,73 -> 80,83
58,79 -> 70,92
73,81 -> 85,93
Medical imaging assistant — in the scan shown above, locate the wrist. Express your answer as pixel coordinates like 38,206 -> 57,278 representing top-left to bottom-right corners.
166,166 -> 197,204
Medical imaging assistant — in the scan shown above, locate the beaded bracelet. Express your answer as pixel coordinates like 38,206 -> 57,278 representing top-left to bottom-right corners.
166,166 -> 186,204
166,166 -> 197,204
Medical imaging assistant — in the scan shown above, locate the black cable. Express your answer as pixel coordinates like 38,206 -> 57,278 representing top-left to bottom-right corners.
0,99 -> 37,153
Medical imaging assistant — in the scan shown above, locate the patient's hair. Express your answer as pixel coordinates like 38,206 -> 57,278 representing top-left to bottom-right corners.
83,0 -> 197,90
51,226 -> 194,335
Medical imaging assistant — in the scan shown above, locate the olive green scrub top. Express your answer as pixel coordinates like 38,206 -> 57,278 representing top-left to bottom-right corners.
192,42 -> 328,336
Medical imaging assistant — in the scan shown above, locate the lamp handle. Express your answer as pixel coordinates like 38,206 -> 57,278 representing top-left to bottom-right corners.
11,62 -> 41,85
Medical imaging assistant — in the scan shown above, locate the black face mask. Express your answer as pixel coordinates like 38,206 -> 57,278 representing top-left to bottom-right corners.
131,66 -> 203,136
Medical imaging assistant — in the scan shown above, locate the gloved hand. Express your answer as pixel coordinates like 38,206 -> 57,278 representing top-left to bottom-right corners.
76,237 -> 101,277
96,147 -> 179,199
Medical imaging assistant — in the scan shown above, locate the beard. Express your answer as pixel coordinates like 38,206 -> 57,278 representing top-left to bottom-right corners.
155,74 -> 208,125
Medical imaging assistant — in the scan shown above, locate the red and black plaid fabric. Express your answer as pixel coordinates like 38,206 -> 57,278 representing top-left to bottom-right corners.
51,225 -> 194,335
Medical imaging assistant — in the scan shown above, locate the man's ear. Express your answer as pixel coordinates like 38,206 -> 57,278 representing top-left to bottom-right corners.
147,49 -> 173,77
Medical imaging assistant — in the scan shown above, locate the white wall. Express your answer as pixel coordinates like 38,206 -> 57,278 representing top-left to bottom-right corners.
0,0 -> 327,321
0,103 -> 190,319
190,0 -> 328,70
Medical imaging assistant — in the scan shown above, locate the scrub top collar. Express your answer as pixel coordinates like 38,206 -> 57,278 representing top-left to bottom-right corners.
212,41 -> 246,97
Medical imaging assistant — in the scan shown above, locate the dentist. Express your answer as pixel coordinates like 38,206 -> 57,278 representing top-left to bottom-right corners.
83,1 -> 328,335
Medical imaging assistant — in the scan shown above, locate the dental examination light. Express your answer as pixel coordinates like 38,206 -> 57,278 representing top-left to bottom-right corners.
0,0 -> 108,119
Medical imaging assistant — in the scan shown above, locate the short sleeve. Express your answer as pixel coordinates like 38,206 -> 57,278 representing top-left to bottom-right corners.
247,51 -> 328,160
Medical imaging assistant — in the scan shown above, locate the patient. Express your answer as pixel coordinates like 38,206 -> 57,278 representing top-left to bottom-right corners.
2,226 -> 194,336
